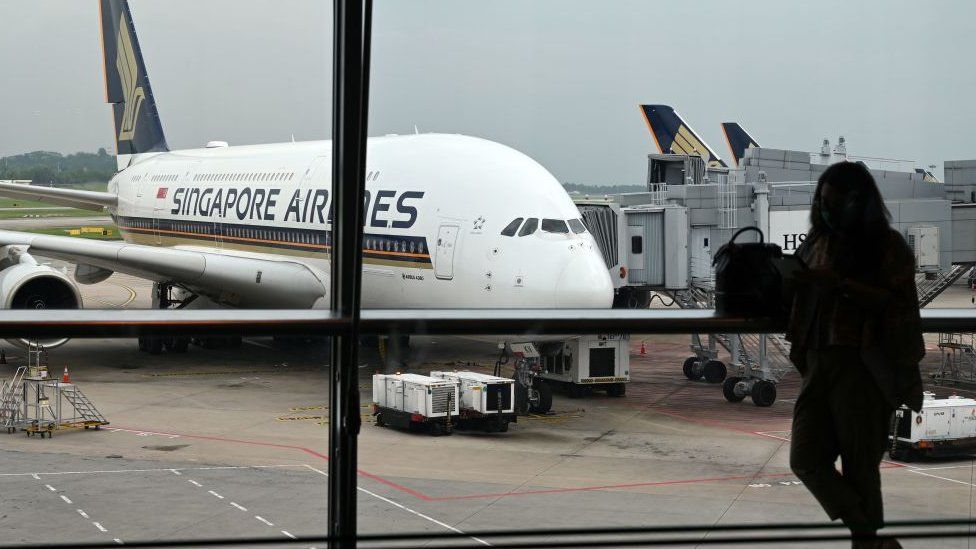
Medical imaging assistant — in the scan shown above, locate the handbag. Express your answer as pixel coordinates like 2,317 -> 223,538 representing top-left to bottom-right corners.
712,226 -> 785,318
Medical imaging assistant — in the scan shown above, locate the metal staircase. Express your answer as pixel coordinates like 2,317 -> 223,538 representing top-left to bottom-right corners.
935,333 -> 976,387
59,384 -> 108,427
917,264 -> 973,307
0,366 -> 26,433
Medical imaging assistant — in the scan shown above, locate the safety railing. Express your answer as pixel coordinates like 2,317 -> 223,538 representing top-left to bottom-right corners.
0,308 -> 972,337
2,517 -> 976,548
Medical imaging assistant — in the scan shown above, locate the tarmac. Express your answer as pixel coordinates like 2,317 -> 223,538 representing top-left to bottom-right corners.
0,257 -> 974,547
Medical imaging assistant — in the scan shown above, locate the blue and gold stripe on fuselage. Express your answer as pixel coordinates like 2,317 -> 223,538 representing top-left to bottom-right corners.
112,215 -> 433,269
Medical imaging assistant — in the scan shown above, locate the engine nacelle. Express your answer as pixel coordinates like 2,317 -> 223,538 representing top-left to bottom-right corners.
0,248 -> 82,349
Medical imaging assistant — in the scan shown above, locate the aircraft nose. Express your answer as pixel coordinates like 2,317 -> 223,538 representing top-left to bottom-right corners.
554,254 -> 614,308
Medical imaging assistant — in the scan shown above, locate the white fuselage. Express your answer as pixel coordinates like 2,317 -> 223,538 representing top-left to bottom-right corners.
108,134 -> 613,309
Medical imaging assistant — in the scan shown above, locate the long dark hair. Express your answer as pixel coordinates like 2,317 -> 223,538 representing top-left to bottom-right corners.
807,161 -> 891,277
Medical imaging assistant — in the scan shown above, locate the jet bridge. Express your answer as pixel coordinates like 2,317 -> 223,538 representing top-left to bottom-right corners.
576,198 -> 689,308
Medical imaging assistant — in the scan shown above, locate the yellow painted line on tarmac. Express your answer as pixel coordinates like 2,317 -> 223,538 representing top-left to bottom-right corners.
116,282 -> 137,307
276,415 -> 326,422
290,405 -> 328,412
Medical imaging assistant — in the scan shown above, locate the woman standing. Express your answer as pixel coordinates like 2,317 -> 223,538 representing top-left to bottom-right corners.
786,161 -> 924,549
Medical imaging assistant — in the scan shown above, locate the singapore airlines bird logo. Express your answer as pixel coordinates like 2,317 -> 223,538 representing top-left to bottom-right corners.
116,14 -> 145,141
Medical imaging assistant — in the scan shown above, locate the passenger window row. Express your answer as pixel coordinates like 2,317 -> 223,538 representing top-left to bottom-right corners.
500,217 -> 588,237
191,172 -> 296,183
364,237 -> 426,255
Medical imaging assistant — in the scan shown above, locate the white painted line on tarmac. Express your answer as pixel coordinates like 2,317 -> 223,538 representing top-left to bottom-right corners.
281,530 -> 296,539
188,480 -> 202,487
170,469 -> 182,475
907,468 -> 976,487
0,464 -> 304,477
61,495 -> 73,504
45,484 -> 57,491
301,464 -> 492,547
114,539 -> 123,545
230,502 -> 247,511
244,339 -> 276,350
906,463 -> 976,472
93,522 -> 107,532
78,509 -> 90,519
208,490 -> 224,499
255,515 -> 274,526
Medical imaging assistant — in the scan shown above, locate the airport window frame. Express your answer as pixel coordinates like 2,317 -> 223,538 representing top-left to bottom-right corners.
5,2 -> 976,548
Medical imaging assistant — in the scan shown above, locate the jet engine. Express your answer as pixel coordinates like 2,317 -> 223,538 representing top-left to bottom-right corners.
0,246 -> 82,349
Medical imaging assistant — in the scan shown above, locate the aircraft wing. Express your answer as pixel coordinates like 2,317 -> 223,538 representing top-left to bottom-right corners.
0,181 -> 117,211
0,229 -> 328,309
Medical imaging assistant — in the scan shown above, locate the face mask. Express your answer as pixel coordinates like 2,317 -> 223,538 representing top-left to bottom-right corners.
820,196 -> 860,232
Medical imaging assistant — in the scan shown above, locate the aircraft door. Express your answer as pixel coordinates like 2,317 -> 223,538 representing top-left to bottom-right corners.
434,224 -> 459,280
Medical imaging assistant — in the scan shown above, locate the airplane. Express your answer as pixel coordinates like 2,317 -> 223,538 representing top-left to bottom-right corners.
638,105 -> 728,169
720,122 -> 760,167
0,0 -> 613,352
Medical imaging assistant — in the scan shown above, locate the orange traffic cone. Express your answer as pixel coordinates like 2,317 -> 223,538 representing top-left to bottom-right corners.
61,365 -> 71,383
639,341 -> 647,355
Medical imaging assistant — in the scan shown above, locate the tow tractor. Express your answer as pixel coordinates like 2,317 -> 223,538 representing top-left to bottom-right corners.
496,335 -> 630,413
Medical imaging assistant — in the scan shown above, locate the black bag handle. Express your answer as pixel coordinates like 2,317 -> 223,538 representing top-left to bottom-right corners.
729,226 -> 764,244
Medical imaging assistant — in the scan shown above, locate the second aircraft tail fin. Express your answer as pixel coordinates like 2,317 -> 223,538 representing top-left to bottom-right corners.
639,105 -> 727,168
721,122 -> 760,166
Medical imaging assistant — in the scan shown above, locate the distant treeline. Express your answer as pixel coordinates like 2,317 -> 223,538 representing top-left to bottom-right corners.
562,182 -> 646,196
0,149 -> 116,185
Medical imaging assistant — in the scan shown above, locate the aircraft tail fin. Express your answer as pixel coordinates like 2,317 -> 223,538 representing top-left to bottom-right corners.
99,0 -> 168,167
639,105 -> 727,168
721,122 -> 760,166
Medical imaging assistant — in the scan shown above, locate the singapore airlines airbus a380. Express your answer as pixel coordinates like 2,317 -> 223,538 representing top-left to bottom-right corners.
0,0 -> 612,349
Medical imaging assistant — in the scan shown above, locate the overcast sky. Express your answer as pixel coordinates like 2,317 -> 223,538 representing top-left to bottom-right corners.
1,0 -> 972,184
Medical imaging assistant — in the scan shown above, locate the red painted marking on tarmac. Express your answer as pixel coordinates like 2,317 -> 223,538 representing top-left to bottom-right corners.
426,472 -> 799,501
112,425 -> 800,502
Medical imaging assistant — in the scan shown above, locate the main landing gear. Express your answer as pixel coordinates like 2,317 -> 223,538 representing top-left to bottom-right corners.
136,282 -> 238,354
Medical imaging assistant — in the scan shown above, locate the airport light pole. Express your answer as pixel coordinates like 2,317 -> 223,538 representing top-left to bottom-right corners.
329,0 -> 372,546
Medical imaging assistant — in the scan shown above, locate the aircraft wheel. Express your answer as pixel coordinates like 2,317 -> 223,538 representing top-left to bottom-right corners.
606,383 -> 626,397
682,356 -> 700,380
171,337 -> 190,353
722,377 -> 745,402
703,360 -> 727,384
751,380 -> 777,407
147,337 -> 163,355
529,381 -> 553,413
515,384 -> 530,414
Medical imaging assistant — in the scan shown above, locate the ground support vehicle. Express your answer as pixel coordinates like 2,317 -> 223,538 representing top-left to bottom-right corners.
430,371 -> 517,432
500,335 -> 630,408
372,373 -> 459,436
890,393 -> 976,460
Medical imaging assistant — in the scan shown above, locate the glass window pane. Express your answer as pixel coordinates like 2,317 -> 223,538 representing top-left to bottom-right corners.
541,218 -> 569,234
517,217 -> 538,236
500,217 -> 524,236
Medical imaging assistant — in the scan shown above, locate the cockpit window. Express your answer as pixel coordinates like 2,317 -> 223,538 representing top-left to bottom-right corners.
568,218 -> 587,234
501,217 -> 524,237
518,218 -> 539,236
541,219 -> 569,234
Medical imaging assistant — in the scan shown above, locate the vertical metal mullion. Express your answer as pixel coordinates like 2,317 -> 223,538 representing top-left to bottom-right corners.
329,0 -> 372,547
